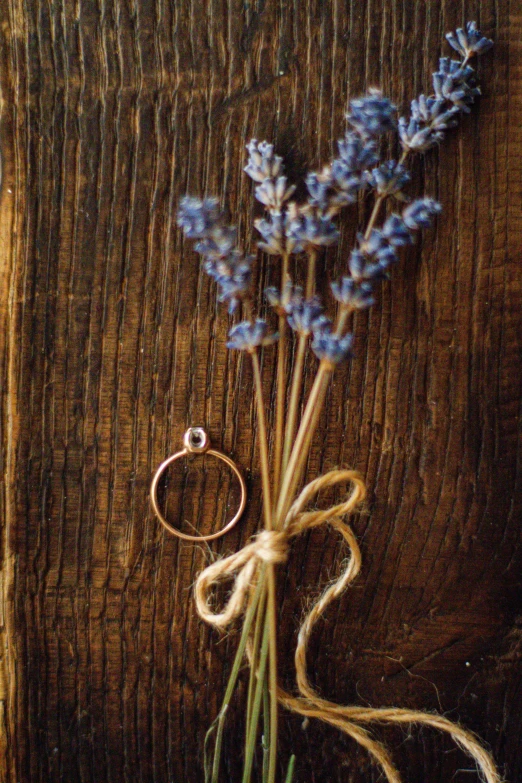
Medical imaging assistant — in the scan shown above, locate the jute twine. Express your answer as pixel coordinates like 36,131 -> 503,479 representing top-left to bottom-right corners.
195,469 -> 501,783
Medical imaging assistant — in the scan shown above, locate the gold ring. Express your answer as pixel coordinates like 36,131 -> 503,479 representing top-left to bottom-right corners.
150,427 -> 247,541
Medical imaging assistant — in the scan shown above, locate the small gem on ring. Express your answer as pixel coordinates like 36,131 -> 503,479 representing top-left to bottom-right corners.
184,427 -> 210,453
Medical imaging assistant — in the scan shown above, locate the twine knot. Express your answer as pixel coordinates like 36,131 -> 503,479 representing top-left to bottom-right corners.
254,530 -> 289,564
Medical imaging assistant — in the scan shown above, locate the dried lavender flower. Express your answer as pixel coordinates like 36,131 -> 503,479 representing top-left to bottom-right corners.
432,58 -> 480,113
254,213 -> 285,256
178,196 -> 253,311
311,326 -> 354,364
204,253 -> 253,313
246,139 -> 295,215
381,214 -> 413,247
305,170 -> 335,210
333,197 -> 441,313
285,203 -> 339,253
368,161 -> 411,199
359,232 -> 398,272
177,196 -> 222,238
255,176 -> 296,211
328,161 -> 364,207
265,283 -> 308,319
347,89 -> 397,138
337,131 -> 379,170
244,140 -> 283,182
306,131 -> 379,212
227,320 -> 279,352
445,21 -> 494,59
264,285 -> 283,310
403,198 -> 442,229
194,225 -> 238,260
399,24 -> 493,154
398,96 -> 461,152
331,277 -> 375,311
287,298 -> 328,336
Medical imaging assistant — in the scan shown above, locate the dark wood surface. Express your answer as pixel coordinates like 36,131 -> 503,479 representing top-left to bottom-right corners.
1,1 -> 521,781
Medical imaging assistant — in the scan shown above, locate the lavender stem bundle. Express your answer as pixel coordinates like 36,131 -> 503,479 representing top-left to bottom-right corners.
178,22 -> 497,783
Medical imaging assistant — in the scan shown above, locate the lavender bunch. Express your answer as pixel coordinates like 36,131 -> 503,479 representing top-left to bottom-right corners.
177,21 -> 495,783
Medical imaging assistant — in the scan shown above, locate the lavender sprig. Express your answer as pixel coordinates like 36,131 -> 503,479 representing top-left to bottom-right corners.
304,92 -> 395,217
287,298 -> 329,336
330,198 -> 442,315
367,161 -> 411,199
284,203 -> 339,253
245,140 -> 295,258
400,21 -> 492,153
177,196 -> 252,313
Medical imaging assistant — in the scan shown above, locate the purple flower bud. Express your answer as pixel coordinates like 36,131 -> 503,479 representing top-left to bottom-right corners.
244,140 -> 283,182
331,277 -> 375,310
402,198 -> 442,230
204,252 -> 253,313
254,213 -> 285,255
382,214 -> 412,247
445,21 -> 493,59
285,204 -> 339,253
255,176 -> 295,210
311,326 -> 354,364
178,196 -> 223,238
287,297 -> 327,335
347,89 -> 397,138
194,225 -> 238,260
368,161 -> 411,198
227,320 -> 279,351
432,58 -> 481,113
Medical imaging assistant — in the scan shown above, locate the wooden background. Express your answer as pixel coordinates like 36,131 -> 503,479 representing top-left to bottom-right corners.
1,0 -> 521,781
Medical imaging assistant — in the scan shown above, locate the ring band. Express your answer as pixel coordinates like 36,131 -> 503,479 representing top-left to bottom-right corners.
150,427 -> 247,542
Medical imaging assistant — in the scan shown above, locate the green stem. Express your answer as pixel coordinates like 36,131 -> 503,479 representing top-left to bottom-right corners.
305,247 -> 316,298
251,350 -> 273,530
251,341 -> 278,783
242,614 -> 270,783
242,572 -> 278,783
266,565 -> 278,783
281,333 -> 307,477
280,249 -> 317,489
207,575 -> 265,783
284,755 -> 296,783
245,582 -> 268,747
273,252 -> 290,503
276,361 -> 333,528
262,675 -> 270,783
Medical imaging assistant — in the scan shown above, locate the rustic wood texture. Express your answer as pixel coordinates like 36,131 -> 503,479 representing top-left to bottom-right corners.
1,1 -> 521,781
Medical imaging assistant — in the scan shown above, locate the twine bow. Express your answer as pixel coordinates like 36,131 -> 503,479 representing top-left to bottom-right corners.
195,469 -> 364,630
194,468 -> 500,783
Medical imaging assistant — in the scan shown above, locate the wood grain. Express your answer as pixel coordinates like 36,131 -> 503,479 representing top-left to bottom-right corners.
0,1 -> 521,781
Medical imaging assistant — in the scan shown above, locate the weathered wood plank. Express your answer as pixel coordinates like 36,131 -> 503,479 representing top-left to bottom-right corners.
1,1 -> 521,781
